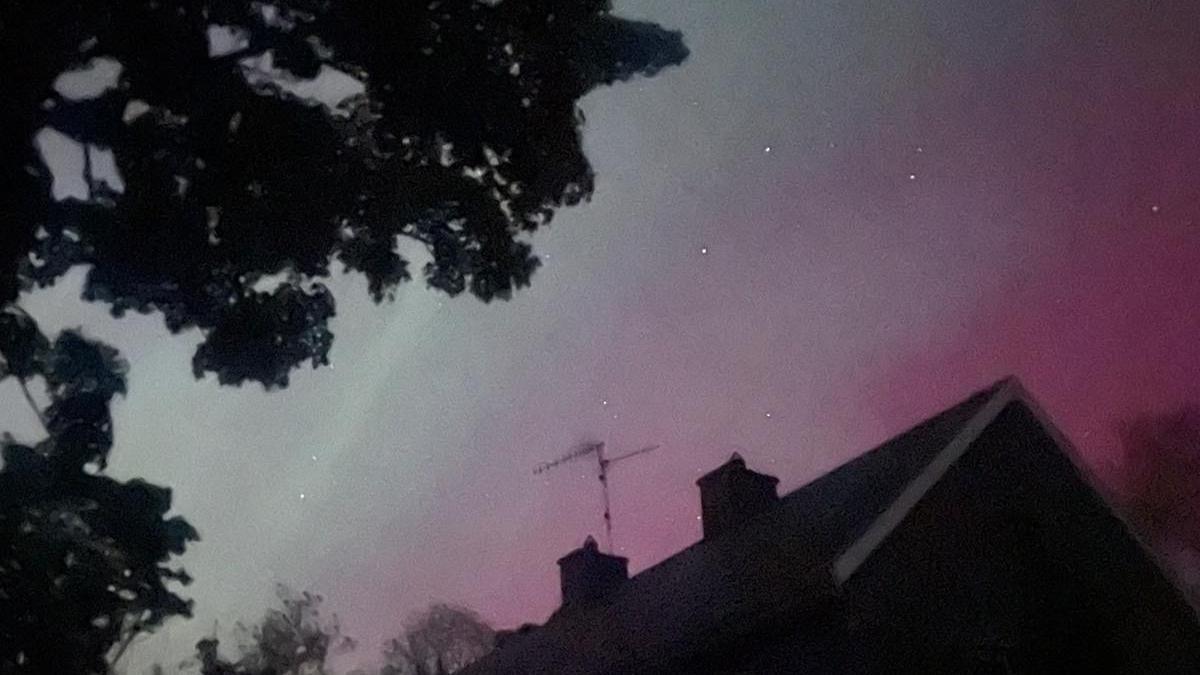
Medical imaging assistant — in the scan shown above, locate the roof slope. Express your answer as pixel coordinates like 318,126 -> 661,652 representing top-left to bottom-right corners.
783,378 -> 1004,570
464,379 -> 1012,674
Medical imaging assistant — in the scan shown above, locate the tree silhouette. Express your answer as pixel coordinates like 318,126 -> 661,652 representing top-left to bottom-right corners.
191,595 -> 491,675
193,584 -> 354,675
0,3 -> 686,668
1118,406 -> 1200,554
0,308 -> 197,674
1,0 -> 688,388
235,584 -> 356,675
382,604 -> 495,675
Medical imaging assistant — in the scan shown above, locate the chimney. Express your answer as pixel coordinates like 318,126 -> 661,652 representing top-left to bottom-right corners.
556,536 -> 628,608
696,453 -> 780,539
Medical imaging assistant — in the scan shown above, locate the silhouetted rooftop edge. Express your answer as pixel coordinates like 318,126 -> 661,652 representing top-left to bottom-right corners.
463,376 -> 1197,674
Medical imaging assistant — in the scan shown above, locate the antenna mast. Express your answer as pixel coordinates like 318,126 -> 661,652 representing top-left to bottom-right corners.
535,442 -> 660,553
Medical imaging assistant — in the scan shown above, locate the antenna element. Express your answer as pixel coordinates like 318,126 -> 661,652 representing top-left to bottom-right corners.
534,442 -> 660,553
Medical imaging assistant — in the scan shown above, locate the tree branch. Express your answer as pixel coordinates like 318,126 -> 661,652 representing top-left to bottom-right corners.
6,303 -> 34,321
210,42 -> 273,69
3,305 -> 48,431
107,620 -> 139,671
17,376 -> 47,433
82,141 -> 95,201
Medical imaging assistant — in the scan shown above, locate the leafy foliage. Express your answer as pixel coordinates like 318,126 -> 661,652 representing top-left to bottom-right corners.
237,584 -> 356,675
0,309 -> 197,674
192,596 -> 493,675
0,310 -> 48,380
1,0 -> 688,388
196,584 -> 354,675
382,603 -> 495,675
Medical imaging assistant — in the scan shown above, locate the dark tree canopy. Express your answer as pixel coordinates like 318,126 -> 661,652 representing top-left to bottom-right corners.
1119,406 -> 1200,554
195,584 -> 353,675
190,595 -> 494,675
0,0 -> 688,388
0,308 -> 197,674
382,603 -> 495,675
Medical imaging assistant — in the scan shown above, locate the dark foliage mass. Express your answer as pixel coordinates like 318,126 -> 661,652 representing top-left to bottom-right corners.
195,584 -> 354,675
0,0 -> 688,388
0,3 -> 683,669
1119,406 -> 1200,554
0,308 -> 197,674
192,591 -> 489,675
382,603 -> 495,675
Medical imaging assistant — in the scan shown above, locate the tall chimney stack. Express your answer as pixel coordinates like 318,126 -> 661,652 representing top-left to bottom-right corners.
556,536 -> 629,609
696,453 -> 780,539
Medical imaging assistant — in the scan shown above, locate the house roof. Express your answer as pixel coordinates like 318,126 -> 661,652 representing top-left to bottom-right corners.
786,377 -> 1005,580
462,377 -> 1104,674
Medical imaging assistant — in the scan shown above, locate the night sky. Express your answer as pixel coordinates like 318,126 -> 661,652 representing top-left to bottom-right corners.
4,1 -> 1200,671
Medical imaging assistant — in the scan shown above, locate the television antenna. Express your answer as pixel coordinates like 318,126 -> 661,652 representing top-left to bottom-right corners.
534,442 -> 660,553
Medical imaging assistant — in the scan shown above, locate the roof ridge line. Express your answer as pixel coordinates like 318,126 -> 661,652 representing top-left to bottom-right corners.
1010,379 -> 1200,617
832,378 -> 1019,584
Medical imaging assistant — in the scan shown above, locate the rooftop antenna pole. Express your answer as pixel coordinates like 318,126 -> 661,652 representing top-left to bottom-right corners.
535,442 -> 660,553
595,442 -> 613,553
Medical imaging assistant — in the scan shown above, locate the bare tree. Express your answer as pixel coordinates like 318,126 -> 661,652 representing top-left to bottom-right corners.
381,604 -> 495,675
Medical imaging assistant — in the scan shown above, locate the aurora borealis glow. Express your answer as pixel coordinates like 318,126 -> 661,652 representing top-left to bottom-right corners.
3,1 -> 1199,671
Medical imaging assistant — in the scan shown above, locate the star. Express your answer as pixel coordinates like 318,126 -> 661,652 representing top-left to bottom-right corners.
764,412 -> 773,419
908,174 -> 917,181
700,247 -> 709,255
1151,205 -> 1161,214
763,146 -> 772,154
299,493 -> 306,500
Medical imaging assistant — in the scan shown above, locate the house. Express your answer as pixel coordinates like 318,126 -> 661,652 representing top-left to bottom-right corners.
463,377 -> 1200,674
